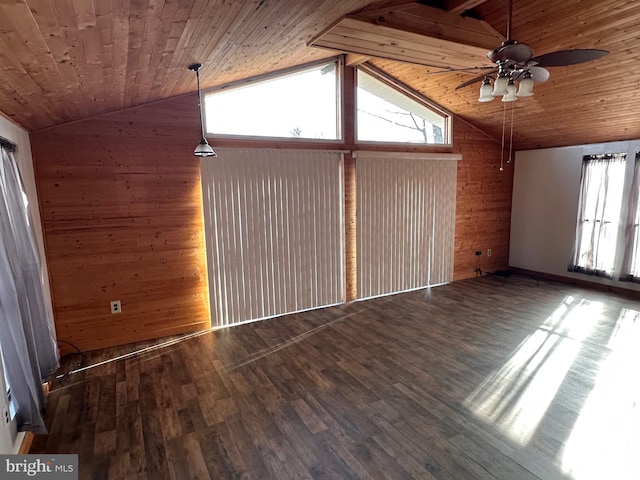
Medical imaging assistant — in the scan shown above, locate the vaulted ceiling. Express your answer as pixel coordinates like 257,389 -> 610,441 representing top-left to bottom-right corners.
1,0 -> 638,150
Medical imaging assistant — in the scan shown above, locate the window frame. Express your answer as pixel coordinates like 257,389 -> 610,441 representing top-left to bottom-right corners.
1,348 -> 12,418
202,57 -> 344,143
568,153 -> 627,278
354,64 -> 453,147
620,152 -> 640,282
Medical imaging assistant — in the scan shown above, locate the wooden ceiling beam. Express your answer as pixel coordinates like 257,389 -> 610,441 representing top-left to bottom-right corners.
446,0 -> 490,15
345,54 -> 371,66
310,4 -> 502,68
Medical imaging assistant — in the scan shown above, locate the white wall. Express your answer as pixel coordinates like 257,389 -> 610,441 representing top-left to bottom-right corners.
510,139 -> 640,291
0,112 -> 53,453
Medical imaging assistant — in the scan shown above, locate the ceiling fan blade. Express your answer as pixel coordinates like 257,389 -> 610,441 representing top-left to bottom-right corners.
529,66 -> 550,83
511,65 -> 550,83
455,71 -> 497,90
425,66 -> 496,75
531,49 -> 608,67
493,42 -> 534,63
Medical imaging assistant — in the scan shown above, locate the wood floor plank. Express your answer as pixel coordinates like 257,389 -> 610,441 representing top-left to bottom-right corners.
31,275 -> 640,479
449,432 -> 540,480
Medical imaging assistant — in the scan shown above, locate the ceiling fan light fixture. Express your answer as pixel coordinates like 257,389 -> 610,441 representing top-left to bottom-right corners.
517,72 -> 535,97
478,78 -> 494,102
454,0 -> 608,110
501,80 -> 518,102
492,75 -> 509,97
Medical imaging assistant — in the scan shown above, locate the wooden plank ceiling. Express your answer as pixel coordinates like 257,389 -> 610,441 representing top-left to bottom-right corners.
0,0 -> 639,150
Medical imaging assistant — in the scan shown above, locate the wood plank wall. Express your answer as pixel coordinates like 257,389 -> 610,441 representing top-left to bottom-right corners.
31,95 -> 211,352
31,94 -> 511,352
453,118 -> 512,279
344,153 -> 358,302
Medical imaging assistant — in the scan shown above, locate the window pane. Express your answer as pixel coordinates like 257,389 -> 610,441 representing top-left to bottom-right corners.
628,221 -> 640,275
570,154 -> 626,276
205,62 -> 339,140
621,154 -> 640,279
356,69 -> 447,144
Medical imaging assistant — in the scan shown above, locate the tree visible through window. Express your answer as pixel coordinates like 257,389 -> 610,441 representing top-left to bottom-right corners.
202,60 -> 452,145
356,68 -> 449,144
568,153 -> 626,277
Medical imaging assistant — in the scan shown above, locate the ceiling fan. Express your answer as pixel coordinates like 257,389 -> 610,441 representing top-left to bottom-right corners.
432,0 -> 609,171
451,0 -> 608,101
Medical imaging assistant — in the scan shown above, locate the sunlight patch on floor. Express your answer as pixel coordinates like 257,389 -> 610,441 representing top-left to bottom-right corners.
561,307 -> 640,479
464,296 -> 601,445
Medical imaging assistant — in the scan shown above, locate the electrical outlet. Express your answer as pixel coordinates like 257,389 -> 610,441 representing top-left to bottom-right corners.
2,405 -> 9,430
487,248 -> 492,257
110,300 -> 122,314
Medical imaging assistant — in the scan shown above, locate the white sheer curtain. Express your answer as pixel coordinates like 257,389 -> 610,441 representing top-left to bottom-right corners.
568,153 -> 626,278
0,141 -> 59,433
621,153 -> 640,281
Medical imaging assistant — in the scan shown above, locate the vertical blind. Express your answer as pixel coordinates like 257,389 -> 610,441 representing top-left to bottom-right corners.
355,151 -> 459,299
201,149 -> 344,328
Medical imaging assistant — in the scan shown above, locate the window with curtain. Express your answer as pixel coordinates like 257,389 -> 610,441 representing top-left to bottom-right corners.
620,152 -> 640,282
0,140 -> 59,434
568,153 -> 626,278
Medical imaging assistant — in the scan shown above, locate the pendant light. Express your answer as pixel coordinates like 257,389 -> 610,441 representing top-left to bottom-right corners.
501,79 -> 518,102
478,77 -> 494,102
188,63 -> 216,157
517,71 -> 535,97
491,72 -> 509,97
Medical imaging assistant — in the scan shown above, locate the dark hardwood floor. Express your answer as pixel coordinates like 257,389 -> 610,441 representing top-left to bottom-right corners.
32,275 -> 640,479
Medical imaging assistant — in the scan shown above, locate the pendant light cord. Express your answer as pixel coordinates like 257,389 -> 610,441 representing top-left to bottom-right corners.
189,63 -> 207,140
196,67 -> 206,140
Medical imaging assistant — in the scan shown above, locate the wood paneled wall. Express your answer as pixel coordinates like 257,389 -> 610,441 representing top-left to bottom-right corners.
31,95 -> 211,352
453,118 -> 513,280
344,153 -> 358,301
31,93 -> 511,352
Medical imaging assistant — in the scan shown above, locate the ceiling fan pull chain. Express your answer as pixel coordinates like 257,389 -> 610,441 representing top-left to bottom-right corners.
508,100 -> 515,163
500,101 -> 507,171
